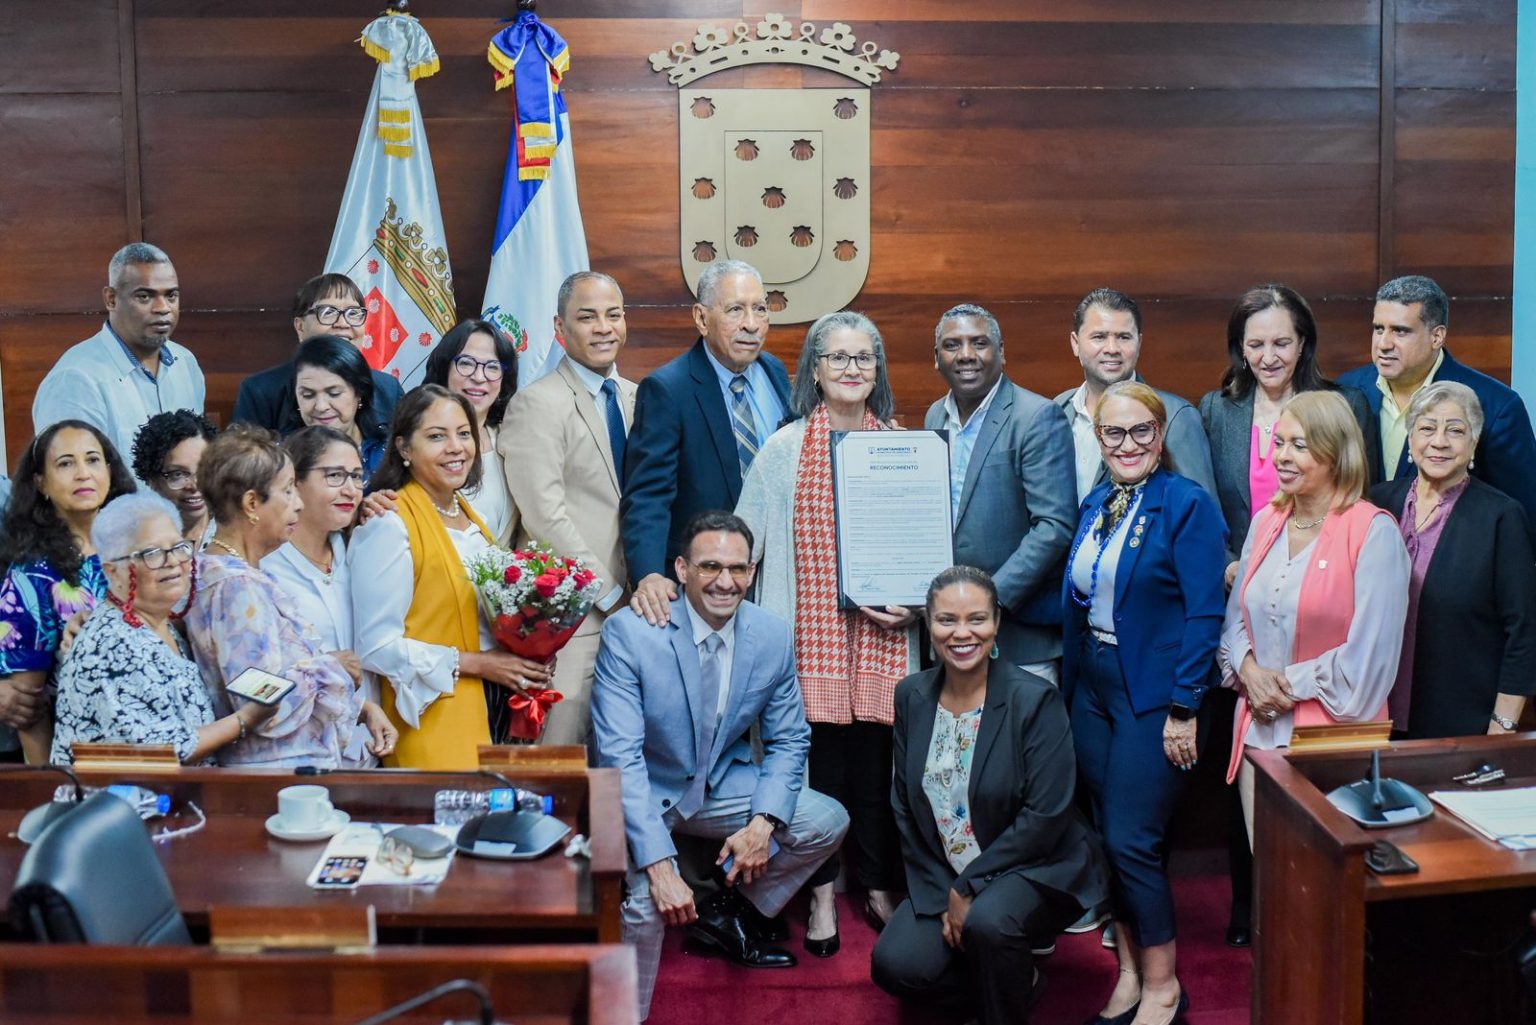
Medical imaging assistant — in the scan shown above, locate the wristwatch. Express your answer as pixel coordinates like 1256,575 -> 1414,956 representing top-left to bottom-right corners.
1491,712 -> 1518,732
1168,703 -> 1198,722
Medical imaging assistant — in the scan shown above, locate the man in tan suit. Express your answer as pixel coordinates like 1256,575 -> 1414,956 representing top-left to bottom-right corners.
500,271 -> 636,746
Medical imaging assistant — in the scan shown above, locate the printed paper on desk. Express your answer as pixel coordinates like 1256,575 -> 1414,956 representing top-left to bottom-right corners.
305,823 -> 456,888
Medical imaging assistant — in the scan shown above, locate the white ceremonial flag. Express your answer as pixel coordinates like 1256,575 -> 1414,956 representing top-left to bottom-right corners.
325,11 -> 456,388
481,11 -> 589,388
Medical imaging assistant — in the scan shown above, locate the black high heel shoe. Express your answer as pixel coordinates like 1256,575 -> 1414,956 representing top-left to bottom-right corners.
803,901 -> 840,958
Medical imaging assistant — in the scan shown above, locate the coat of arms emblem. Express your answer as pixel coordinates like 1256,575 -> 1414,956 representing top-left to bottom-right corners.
650,17 -> 899,323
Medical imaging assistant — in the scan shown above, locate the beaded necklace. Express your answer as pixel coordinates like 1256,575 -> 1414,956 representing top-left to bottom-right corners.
1068,482 -> 1145,609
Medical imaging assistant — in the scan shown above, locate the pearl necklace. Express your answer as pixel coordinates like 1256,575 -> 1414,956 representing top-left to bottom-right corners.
431,492 -> 462,518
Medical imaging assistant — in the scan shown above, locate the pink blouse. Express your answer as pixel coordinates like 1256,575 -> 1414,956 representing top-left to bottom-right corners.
1248,424 -> 1280,520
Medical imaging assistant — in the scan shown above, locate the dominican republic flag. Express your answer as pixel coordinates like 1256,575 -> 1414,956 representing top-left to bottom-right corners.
481,11 -> 590,388
324,11 -> 457,387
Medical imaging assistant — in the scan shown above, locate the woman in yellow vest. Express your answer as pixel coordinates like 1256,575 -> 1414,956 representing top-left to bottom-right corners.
350,385 -> 552,769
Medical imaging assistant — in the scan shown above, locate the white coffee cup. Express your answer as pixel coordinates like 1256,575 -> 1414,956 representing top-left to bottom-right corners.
277,784 -> 334,831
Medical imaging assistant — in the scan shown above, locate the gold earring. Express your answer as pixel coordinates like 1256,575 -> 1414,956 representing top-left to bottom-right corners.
247,514 -> 259,526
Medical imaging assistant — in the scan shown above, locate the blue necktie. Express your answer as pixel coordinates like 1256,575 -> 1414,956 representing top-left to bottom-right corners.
601,378 -> 627,486
728,375 -> 760,475
676,632 -> 723,820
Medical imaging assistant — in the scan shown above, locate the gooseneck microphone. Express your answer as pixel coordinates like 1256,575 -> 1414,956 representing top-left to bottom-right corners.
352,978 -> 496,1025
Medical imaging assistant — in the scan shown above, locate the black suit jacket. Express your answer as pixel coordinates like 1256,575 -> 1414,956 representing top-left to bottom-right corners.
1340,350 -> 1536,541
232,359 -> 405,433
1369,475 -> 1536,738
620,339 -> 791,583
891,661 -> 1107,917
1199,384 -> 1377,560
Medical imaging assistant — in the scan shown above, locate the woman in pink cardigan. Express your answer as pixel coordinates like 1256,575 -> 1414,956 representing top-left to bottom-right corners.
1219,390 -> 1410,839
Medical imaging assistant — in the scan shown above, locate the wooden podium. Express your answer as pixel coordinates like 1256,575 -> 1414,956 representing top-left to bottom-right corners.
1250,733 -> 1536,1025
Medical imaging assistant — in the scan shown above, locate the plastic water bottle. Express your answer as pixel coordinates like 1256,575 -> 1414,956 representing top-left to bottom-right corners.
54,783 -> 171,819
433,787 -> 553,826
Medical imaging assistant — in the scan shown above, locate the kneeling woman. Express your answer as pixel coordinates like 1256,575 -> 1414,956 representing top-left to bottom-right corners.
1063,381 -> 1228,1025
872,566 -> 1105,1025
51,494 -> 275,764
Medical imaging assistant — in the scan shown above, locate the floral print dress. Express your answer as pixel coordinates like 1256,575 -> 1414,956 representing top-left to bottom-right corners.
921,703 -> 984,873
0,557 -> 106,675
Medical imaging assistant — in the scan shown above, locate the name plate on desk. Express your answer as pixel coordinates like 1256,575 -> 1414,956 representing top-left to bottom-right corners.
479,744 -> 588,774
70,742 -> 180,771
1289,721 -> 1392,753
830,430 -> 954,609
210,905 -> 377,953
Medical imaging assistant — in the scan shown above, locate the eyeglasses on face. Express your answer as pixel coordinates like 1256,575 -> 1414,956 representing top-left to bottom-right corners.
817,351 -> 878,371
689,560 -> 753,583
117,540 -> 196,569
310,466 -> 365,488
452,355 -> 506,381
1094,420 -> 1160,449
306,304 -> 368,328
159,469 -> 196,491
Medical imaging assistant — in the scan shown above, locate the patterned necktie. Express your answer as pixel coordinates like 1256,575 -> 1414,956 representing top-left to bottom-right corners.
676,632 -> 723,820
728,374 -> 760,475
600,378 -> 627,487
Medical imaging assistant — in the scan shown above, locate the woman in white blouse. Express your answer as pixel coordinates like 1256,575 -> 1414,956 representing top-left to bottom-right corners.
1220,390 -> 1410,838
873,566 -> 1104,1025
421,320 -> 519,546
263,426 -> 371,701
348,386 -> 551,769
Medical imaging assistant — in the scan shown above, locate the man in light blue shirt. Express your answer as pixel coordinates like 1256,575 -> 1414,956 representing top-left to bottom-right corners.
32,243 -> 205,470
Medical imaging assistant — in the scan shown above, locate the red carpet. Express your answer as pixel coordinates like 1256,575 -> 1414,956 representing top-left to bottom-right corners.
649,874 -> 1251,1025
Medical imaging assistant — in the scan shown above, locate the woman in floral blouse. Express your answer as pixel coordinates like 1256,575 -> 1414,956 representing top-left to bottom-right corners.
874,567 -> 1105,1025
0,421 -> 136,763
51,493 -> 276,764
181,424 -> 395,768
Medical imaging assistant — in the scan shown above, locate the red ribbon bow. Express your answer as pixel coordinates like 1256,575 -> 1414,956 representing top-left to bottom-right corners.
506,688 -> 564,741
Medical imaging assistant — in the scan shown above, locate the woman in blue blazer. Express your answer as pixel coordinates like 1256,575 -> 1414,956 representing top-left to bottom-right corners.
1062,381 -> 1228,1025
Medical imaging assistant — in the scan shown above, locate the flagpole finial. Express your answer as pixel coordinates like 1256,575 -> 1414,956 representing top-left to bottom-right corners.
387,0 -> 409,11
517,0 -> 537,11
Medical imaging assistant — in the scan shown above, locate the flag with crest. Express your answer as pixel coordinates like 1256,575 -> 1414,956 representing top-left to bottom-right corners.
481,10 -> 590,388
324,11 -> 457,387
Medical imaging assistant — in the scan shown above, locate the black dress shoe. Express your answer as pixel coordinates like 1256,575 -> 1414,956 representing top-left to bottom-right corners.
1084,1001 -> 1138,1025
1225,923 -> 1252,948
803,902 -> 840,958
687,901 -> 797,968
732,894 -> 790,943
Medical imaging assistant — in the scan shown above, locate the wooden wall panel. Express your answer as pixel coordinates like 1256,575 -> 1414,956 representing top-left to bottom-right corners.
0,0 -> 1516,466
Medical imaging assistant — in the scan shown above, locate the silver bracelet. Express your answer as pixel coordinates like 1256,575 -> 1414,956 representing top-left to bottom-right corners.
451,650 -> 462,683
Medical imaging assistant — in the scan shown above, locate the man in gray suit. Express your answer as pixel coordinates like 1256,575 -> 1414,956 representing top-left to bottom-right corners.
1055,288 -> 1216,503
592,511 -> 848,1021
924,304 -> 1077,683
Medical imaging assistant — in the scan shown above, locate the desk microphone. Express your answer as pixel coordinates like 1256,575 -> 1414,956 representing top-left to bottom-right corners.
1326,750 -> 1433,829
352,978 -> 497,1025
3,764 -> 86,845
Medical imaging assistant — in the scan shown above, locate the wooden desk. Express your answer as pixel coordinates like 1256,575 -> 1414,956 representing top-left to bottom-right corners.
0,943 -> 637,1024
1250,733 -> 1536,1025
0,767 -> 625,943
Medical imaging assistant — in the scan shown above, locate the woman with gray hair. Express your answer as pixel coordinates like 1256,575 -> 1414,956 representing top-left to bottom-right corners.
50,493 -> 276,764
1369,380 -> 1536,738
736,310 -> 918,952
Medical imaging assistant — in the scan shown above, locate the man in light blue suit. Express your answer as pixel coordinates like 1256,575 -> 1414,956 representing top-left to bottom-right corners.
592,511 -> 848,1021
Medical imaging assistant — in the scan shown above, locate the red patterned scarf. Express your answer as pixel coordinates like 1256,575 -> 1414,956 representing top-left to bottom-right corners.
792,405 -> 910,725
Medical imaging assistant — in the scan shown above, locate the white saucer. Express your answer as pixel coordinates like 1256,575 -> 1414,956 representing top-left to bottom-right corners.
265,809 -> 350,842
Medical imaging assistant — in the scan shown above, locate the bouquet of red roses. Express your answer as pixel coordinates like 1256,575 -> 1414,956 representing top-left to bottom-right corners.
465,544 -> 604,740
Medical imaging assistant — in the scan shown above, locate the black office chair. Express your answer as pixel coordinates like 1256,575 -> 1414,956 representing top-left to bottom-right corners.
8,790 -> 189,945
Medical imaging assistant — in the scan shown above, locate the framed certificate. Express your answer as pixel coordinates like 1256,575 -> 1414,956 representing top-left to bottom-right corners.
830,430 -> 955,609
